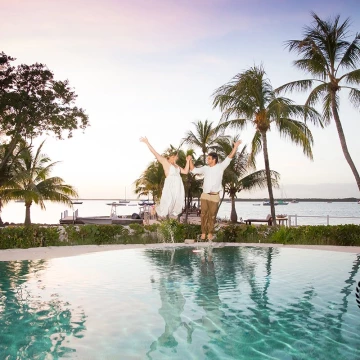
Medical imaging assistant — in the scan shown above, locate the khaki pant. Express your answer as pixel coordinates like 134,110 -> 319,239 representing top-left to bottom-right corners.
200,193 -> 220,235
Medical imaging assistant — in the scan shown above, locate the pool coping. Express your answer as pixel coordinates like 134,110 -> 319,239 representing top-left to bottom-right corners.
0,242 -> 359,261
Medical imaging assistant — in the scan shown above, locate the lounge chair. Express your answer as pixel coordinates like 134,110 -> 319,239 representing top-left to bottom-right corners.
244,214 -> 272,226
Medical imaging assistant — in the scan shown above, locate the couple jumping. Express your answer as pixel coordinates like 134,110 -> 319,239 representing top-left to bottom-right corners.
140,137 -> 241,241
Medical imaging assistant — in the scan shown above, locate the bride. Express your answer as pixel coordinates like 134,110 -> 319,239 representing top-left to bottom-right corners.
140,137 -> 191,218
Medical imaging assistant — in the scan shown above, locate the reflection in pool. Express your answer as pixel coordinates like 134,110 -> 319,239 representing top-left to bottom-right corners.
0,246 -> 359,359
0,260 -> 86,358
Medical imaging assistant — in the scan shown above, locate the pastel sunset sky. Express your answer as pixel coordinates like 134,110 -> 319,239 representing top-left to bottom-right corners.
2,0 -> 360,198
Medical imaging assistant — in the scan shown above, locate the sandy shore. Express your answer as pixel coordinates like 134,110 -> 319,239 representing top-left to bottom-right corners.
0,242 -> 359,261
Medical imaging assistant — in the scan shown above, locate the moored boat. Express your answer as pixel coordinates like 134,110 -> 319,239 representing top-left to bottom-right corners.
263,201 -> 279,206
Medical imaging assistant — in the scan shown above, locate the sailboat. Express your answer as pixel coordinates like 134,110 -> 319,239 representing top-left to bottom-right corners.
119,187 -> 130,204
277,186 -> 289,205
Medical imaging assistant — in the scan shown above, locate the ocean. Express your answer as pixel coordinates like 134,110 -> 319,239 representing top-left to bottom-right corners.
2,199 -> 360,226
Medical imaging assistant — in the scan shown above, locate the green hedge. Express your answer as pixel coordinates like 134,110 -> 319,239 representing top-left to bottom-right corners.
269,224 -> 360,246
0,226 -> 61,249
0,223 -> 360,250
63,224 -> 159,245
217,223 -> 360,246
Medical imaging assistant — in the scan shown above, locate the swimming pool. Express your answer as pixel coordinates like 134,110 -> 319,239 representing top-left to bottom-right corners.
0,246 -> 359,359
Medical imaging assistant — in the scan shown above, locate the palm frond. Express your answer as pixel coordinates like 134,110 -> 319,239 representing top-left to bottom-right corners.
276,118 -> 314,160
322,91 -> 340,124
248,131 -> 262,166
304,83 -> 328,107
240,169 -> 279,191
340,69 -> 360,85
215,118 -> 248,133
336,33 -> 360,71
275,79 -> 316,94
348,88 -> 360,108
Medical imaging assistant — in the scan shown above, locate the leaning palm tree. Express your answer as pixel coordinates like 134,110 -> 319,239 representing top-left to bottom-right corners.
182,120 -> 228,164
1,140 -> 77,225
277,13 -> 360,191
218,137 -> 280,222
213,65 -> 320,224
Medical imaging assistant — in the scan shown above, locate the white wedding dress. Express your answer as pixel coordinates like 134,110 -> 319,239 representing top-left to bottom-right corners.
156,165 -> 185,217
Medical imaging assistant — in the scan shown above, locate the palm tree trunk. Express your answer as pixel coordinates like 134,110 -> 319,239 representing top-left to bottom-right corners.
261,132 -> 276,225
230,195 -> 237,223
24,203 -> 31,226
0,199 -> 3,227
331,91 -> 360,192
184,174 -> 191,224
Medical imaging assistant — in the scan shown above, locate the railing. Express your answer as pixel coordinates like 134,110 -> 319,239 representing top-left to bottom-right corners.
60,209 -> 78,223
288,214 -> 360,227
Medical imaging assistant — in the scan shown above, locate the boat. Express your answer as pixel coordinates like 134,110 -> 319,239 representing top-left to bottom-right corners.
253,203 -> 261,206
106,201 -> 126,206
118,187 -> 130,203
72,201 -> 83,204
277,200 -> 289,205
291,199 -> 299,203
138,200 -> 155,206
263,201 -> 279,206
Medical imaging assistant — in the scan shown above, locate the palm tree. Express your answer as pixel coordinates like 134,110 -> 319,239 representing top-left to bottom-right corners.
213,65 -> 320,225
218,138 -> 280,223
277,13 -> 360,191
183,120 -> 228,164
0,140 -> 77,225
181,153 -> 203,224
134,161 -> 165,202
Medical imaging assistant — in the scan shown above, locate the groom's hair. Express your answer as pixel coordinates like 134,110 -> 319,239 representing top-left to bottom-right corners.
208,152 -> 218,164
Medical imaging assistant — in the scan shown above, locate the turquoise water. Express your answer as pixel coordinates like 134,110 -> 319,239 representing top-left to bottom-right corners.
0,246 -> 359,359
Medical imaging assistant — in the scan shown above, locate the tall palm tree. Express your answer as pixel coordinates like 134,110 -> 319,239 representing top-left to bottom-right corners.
183,120 -> 228,164
217,137 -> 280,222
213,65 -> 320,224
277,13 -> 360,191
0,140 -> 77,225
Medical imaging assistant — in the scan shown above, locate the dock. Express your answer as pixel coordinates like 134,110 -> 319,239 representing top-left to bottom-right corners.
59,208 -> 143,225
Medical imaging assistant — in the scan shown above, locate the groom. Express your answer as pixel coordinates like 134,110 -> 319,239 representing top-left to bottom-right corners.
189,140 -> 241,241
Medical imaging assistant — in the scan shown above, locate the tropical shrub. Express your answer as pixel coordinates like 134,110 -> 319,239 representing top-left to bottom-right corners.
0,225 -> 61,249
0,223 -> 359,250
157,219 -> 201,242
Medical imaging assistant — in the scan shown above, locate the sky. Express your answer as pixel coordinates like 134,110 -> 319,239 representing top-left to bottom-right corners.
1,0 -> 360,199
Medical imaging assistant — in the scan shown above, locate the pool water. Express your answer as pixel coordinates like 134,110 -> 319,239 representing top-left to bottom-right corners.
0,246 -> 359,359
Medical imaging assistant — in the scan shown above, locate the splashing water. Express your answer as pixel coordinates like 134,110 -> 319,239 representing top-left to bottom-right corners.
157,219 -> 176,243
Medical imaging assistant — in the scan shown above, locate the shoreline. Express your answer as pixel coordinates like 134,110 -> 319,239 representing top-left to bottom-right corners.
0,243 -> 359,262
